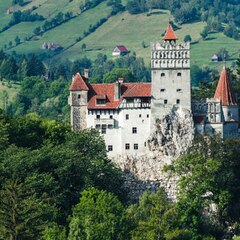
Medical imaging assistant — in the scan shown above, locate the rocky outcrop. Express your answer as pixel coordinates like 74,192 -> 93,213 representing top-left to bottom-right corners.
112,107 -> 194,201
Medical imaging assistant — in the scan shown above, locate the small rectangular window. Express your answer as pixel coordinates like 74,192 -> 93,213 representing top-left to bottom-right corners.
176,89 -> 182,92
134,144 -> 138,150
160,89 -> 165,92
164,99 -> 168,104
139,114 -> 142,118
147,114 -> 149,118
126,114 -> 129,120
101,125 -> 106,134
108,145 -> 113,151
176,99 -> 180,104
125,143 -> 130,150
109,115 -> 113,119
96,124 -> 101,129
78,95 -> 81,99
97,115 -> 100,119
96,99 -> 106,105
132,127 -> 137,134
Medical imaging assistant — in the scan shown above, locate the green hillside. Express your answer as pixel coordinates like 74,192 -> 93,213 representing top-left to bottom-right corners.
0,0 -> 239,68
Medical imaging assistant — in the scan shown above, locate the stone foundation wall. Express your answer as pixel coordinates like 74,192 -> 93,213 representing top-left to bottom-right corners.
111,107 -> 194,201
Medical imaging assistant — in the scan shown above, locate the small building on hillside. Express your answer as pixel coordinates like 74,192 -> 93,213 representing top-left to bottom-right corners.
41,42 -> 63,51
112,45 -> 129,56
211,54 -> 222,62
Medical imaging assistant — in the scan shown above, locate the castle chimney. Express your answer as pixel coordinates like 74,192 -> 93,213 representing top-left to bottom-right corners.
84,69 -> 89,79
114,78 -> 123,100
118,77 -> 124,83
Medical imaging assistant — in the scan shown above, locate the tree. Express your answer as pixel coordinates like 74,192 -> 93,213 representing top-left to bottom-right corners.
81,43 -> 87,51
184,34 -> 192,43
26,54 -> 45,76
14,35 -> 20,45
17,55 -> 28,80
165,136 -> 240,238
68,188 -> 129,240
103,68 -> 136,83
8,41 -> 13,48
55,64 -> 67,79
33,26 -> 41,35
0,57 -> 18,80
200,27 -> 209,40
216,48 -> 229,61
0,179 -> 57,239
42,225 -> 67,240
128,189 -> 192,240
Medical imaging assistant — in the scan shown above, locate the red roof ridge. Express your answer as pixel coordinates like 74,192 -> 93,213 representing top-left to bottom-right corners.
90,83 -> 114,86
69,73 -> 89,91
214,66 -> 237,106
163,24 -> 178,41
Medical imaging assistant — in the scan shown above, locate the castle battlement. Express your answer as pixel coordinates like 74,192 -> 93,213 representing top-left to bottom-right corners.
151,42 -> 190,51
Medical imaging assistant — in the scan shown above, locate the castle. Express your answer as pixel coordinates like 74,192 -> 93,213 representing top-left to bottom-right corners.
68,24 -> 239,158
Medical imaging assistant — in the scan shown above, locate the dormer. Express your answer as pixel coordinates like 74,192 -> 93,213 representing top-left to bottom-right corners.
96,94 -> 107,105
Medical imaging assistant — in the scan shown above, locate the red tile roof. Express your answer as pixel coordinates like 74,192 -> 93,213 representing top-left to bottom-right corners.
115,45 -> 129,52
87,82 -> 151,109
69,73 -> 89,91
163,24 -> 178,41
214,67 -> 237,106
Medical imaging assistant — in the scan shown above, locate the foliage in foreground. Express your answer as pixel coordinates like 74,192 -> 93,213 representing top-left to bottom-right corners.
0,112 -> 125,239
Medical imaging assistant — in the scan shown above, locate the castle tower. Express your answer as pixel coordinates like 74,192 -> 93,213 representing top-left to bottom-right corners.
150,24 -> 191,129
214,66 -> 238,122
68,73 -> 89,131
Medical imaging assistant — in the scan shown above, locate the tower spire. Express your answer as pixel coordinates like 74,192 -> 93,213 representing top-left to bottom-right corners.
163,23 -> 178,42
214,67 -> 237,106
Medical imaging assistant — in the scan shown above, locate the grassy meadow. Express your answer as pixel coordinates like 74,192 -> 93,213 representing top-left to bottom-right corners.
0,0 -> 237,70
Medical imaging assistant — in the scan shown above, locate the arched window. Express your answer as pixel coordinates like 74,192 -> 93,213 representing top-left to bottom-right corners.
161,73 -> 165,77
177,72 -> 181,77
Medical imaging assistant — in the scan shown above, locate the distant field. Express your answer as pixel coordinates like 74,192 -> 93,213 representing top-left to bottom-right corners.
15,0 -> 84,17
191,32 -> 240,68
0,81 -> 20,109
0,0 -> 238,70
0,22 -> 41,50
8,2 -> 112,56
59,10 -> 206,63
0,0 -> 12,29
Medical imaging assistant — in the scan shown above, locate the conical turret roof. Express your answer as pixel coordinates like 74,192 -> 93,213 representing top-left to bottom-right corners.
163,24 -> 178,41
214,67 -> 237,106
69,73 -> 89,91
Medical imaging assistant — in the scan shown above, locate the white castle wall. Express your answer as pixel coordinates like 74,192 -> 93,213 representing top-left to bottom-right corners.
150,42 -> 191,131
86,107 -> 151,157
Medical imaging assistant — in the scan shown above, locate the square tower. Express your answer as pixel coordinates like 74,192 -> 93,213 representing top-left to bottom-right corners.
150,24 -> 191,130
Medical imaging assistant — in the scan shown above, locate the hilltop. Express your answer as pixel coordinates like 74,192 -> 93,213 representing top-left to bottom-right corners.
0,0 -> 238,68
